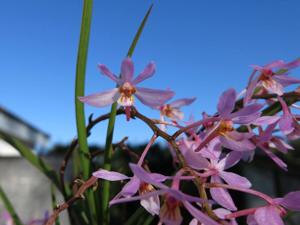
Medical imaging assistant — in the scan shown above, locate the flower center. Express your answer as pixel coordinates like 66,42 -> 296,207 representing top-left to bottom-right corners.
259,69 -> 274,81
161,104 -> 174,117
217,120 -> 233,135
139,182 -> 155,195
118,82 -> 136,106
160,195 -> 181,221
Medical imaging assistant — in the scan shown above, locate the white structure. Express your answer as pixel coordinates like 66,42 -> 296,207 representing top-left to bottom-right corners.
0,106 -> 50,156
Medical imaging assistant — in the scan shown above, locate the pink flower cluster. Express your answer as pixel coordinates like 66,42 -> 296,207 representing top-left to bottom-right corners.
80,58 -> 300,225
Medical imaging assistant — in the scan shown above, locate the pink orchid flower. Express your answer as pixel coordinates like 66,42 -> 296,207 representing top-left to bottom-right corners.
196,88 -> 263,152
157,97 -> 196,121
244,59 -> 300,104
246,191 -> 300,225
206,153 -> 251,211
102,164 -> 221,225
79,58 -> 175,119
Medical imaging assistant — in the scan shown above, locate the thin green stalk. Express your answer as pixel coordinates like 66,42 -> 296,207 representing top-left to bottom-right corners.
50,185 -> 61,225
74,0 -> 97,224
101,4 -> 153,225
0,185 -> 24,225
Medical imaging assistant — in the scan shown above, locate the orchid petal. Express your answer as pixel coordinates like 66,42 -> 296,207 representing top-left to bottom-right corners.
98,64 -> 120,84
223,151 -> 243,170
247,215 -> 258,225
217,88 -> 236,118
120,57 -> 134,82
252,116 -> 280,126
132,62 -> 156,85
180,140 -> 209,169
262,79 -> 283,95
219,171 -> 252,188
140,194 -> 160,215
261,147 -> 287,171
220,133 -> 255,152
279,114 -> 294,135
210,176 -> 237,211
109,190 -> 164,206
183,201 -> 222,225
264,60 -> 286,69
231,104 -> 262,124
129,163 -> 169,189
280,191 -> 300,211
232,112 -> 261,124
120,176 -> 140,197
170,97 -> 196,108
273,75 -> 300,87
135,87 -> 174,107
272,137 -> 294,154
283,58 -> 300,70
92,169 -> 129,181
244,70 -> 259,105
254,206 -> 284,225
78,88 -> 119,107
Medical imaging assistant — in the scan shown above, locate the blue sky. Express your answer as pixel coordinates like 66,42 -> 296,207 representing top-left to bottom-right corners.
1,0 -> 300,147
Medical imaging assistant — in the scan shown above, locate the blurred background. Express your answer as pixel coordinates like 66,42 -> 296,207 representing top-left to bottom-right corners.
1,0 -> 300,224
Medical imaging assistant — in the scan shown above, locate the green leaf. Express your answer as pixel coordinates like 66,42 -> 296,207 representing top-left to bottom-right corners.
74,0 -> 97,223
101,4 -> 154,225
0,185 -> 24,225
0,131 -> 60,188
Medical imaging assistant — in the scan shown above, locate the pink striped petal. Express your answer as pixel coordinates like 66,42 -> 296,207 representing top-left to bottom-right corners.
260,146 -> 287,171
273,75 -> 300,87
219,171 -> 252,188
280,191 -> 300,211
220,132 -> 255,152
135,87 -> 175,107
98,64 -> 120,84
140,194 -> 160,216
264,60 -> 285,70
93,169 -> 130,181
283,58 -> 300,70
170,97 -> 196,108
231,104 -> 262,124
120,57 -> 134,83
217,88 -> 236,118
78,88 -> 119,107
252,116 -> 280,126
120,176 -> 140,197
210,176 -> 237,211
254,206 -> 284,225
132,62 -> 156,85
183,201 -> 222,225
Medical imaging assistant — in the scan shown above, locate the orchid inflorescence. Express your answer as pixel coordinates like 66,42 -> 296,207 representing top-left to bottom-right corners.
74,57 -> 300,225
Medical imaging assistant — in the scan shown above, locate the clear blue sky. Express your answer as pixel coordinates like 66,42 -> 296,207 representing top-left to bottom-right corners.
1,0 -> 300,147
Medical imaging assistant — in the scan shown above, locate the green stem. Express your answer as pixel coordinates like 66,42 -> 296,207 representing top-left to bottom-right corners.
0,185 -> 24,225
101,4 -> 153,225
74,0 -> 97,224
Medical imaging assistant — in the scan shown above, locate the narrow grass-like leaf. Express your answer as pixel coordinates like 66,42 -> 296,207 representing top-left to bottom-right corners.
74,0 -> 97,224
0,131 -> 60,188
101,4 -> 154,225
0,185 -> 24,225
